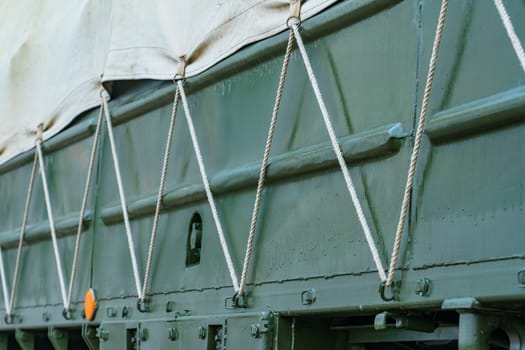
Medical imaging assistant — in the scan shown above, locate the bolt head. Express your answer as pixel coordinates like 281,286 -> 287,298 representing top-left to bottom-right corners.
415,278 -> 431,297
168,327 -> 178,341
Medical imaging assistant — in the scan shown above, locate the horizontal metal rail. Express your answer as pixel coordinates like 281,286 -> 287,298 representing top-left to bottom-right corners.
100,123 -> 407,225
426,85 -> 525,143
0,212 -> 91,248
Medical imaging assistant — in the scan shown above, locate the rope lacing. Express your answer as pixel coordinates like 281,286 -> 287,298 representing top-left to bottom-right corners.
290,22 -> 388,280
238,0 -> 449,299
236,2 -> 388,301
238,0 -> 387,300
0,152 -> 38,320
35,125 -> 69,310
175,69 -> 241,292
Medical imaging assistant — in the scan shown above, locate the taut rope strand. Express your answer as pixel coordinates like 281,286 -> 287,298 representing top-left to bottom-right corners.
101,91 -> 143,299
141,88 -> 181,302
493,0 -> 525,73
65,104 -> 105,313
291,23 -> 387,280
7,152 -> 38,316
0,250 -> 9,315
238,31 -> 295,297
385,0 -> 448,287
36,133 -> 68,308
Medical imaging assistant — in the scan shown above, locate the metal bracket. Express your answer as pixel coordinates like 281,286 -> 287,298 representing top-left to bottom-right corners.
62,308 -> 72,320
137,298 -> 150,313
517,267 -> 525,287
259,311 -> 274,334
374,312 -> 437,333
441,297 -> 480,311
15,329 -> 34,350
225,293 -> 246,309
82,324 -> 99,350
301,288 -> 316,305
5,313 -> 21,325
48,327 -> 68,350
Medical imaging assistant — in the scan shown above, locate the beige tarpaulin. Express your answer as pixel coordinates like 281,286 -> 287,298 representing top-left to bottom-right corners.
0,0 -> 337,165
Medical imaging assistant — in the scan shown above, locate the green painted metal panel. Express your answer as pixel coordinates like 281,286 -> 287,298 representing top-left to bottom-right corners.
0,0 -> 524,348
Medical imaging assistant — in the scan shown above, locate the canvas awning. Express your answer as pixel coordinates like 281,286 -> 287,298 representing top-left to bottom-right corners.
0,0 -> 337,165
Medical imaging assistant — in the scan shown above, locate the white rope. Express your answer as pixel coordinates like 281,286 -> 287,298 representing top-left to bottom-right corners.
65,105 -> 104,312
0,249 -> 11,315
238,31 -> 294,297
176,79 -> 240,292
141,89 -> 180,301
494,0 -> 525,73
291,23 -> 387,281
36,138 -> 68,308
101,92 -> 143,299
385,0 -> 447,287
8,152 -> 38,316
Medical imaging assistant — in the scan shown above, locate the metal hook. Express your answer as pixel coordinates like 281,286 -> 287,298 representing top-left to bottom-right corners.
62,308 -> 72,320
379,280 -> 401,302
137,298 -> 150,313
4,313 -> 13,325
225,292 -> 246,309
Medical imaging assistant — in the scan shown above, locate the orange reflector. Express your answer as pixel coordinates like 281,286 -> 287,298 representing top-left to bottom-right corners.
84,288 -> 97,321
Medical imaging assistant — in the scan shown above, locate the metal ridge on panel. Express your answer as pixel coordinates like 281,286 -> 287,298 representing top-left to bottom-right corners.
426,86 -> 525,143
0,212 -> 91,248
101,123 -> 407,225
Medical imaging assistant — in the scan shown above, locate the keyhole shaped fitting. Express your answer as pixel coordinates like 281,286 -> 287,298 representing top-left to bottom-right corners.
186,213 -> 202,267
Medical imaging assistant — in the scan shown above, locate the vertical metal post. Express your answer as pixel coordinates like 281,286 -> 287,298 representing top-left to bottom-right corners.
458,313 -> 490,350
15,329 -> 34,350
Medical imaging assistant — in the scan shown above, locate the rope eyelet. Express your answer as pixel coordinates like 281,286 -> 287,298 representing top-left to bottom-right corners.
62,308 -> 72,320
173,74 -> 185,84
286,16 -> 301,29
225,292 -> 246,309
4,314 -> 13,325
379,281 -> 401,302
